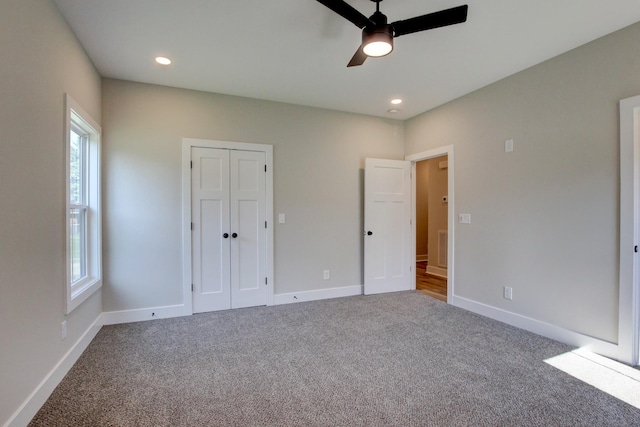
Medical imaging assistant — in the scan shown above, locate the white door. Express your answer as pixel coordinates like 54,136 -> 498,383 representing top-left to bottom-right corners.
364,158 -> 412,295
192,147 -> 266,312
229,150 -> 267,309
192,147 -> 230,312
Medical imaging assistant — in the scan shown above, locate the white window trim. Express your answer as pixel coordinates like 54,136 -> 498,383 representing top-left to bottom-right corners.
65,94 -> 102,314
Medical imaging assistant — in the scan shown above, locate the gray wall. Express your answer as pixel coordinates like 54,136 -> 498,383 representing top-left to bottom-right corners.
0,0 -> 102,424
427,156 -> 448,269
101,79 -> 405,311
405,21 -> 640,344
415,161 -> 429,258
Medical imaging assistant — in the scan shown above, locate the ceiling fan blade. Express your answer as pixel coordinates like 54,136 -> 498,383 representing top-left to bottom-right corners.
315,0 -> 374,29
347,45 -> 367,67
391,5 -> 468,37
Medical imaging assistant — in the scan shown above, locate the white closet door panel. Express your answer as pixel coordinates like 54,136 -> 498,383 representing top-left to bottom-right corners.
230,150 -> 266,309
199,156 -> 225,192
236,200 -> 260,291
199,200 -> 225,294
192,147 -> 230,313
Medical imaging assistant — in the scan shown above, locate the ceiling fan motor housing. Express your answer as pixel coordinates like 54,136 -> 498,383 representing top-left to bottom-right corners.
362,26 -> 393,57
362,11 -> 393,57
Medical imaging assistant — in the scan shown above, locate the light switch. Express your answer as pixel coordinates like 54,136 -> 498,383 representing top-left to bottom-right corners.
505,139 -> 514,153
278,213 -> 286,224
459,214 -> 471,224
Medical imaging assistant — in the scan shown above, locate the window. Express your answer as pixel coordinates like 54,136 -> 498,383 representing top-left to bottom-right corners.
65,94 -> 101,313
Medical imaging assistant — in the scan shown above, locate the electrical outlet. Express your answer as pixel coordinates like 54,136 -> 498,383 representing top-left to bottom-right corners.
60,320 -> 67,341
323,270 -> 330,280
504,286 -> 513,300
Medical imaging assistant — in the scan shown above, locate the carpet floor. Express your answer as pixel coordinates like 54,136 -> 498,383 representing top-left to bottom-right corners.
30,292 -> 640,426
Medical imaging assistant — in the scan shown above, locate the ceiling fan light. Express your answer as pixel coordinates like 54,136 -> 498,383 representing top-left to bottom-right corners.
363,41 -> 392,57
362,27 -> 393,57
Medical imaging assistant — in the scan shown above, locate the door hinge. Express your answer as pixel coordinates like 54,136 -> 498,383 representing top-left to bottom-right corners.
265,221 -> 267,229
635,245 -> 638,253
265,164 -> 267,172
191,222 -> 193,230
191,283 -> 194,292
190,161 -> 193,169
265,277 -> 268,285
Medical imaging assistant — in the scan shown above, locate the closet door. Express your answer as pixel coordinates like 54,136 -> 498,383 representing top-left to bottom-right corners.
191,147 -> 267,313
229,150 -> 266,309
192,147 -> 231,313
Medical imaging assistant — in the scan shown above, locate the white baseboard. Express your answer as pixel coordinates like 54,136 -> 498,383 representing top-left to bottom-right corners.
426,265 -> 448,278
274,285 -> 363,305
5,317 -> 103,427
451,295 -> 619,361
101,304 -> 187,325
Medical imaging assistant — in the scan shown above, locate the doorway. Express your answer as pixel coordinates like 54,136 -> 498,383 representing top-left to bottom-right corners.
406,146 -> 454,303
415,155 -> 448,301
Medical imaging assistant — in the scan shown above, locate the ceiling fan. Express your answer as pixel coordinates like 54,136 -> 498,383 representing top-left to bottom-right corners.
316,0 -> 468,67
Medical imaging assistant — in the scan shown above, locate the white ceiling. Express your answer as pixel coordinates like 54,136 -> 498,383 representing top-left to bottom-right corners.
53,0 -> 640,120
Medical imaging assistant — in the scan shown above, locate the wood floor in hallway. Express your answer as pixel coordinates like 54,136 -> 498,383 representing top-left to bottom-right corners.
416,261 -> 447,301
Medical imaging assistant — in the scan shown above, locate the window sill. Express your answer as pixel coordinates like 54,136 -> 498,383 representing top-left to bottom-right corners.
66,277 -> 101,314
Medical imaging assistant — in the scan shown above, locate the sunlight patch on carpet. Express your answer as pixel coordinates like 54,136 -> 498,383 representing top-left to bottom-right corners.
545,348 -> 640,409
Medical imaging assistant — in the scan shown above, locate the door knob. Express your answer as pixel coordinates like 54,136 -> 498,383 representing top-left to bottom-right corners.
232,233 -> 238,238
367,231 -> 373,236
223,233 -> 229,239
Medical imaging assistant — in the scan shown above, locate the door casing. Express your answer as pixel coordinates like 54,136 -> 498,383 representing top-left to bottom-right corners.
182,138 -> 274,315
619,95 -> 640,365
406,145 -> 455,303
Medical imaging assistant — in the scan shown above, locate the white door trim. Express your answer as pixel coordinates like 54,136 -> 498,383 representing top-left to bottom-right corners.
406,145 -> 454,303
182,138 -> 274,315
619,96 -> 640,365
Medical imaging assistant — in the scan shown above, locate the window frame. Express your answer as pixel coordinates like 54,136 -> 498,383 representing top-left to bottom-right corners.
65,94 -> 101,314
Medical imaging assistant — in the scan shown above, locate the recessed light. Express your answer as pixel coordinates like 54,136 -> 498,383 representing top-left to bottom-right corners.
388,109 -> 399,114
155,56 -> 172,65
391,98 -> 403,105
